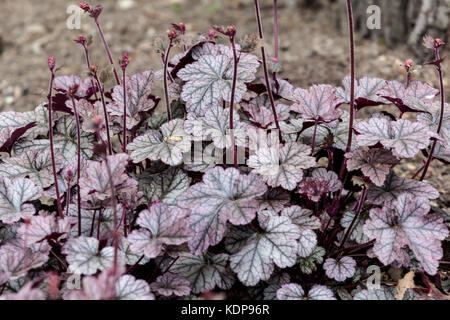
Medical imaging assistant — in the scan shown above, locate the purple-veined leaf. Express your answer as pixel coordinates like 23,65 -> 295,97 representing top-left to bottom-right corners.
380,80 -> 438,113
115,275 -> 155,300
184,104 -> 247,149
291,85 -> 344,122
0,177 -> 42,224
346,149 -> 399,187
248,141 -> 316,191
150,273 -> 191,297
336,76 -> 388,109
128,202 -> 191,258
323,257 -> 356,282
178,43 -> 259,116
170,252 -> 235,294
0,104 -> 50,141
299,168 -> 342,203
54,75 -> 95,98
65,268 -> 121,300
241,94 -> 290,129
0,149 -> 65,189
332,110 -> 358,151
0,241 -> 49,280
353,287 -> 396,300
262,273 -> 292,300
363,194 -> 448,275
108,70 -> 157,129
268,78 -> 295,101
17,212 -> 75,245
354,117 -> 438,158
137,167 -> 190,205
258,188 -> 290,213
14,115 -> 95,162
367,172 -> 439,205
280,206 -> 320,257
79,154 -> 136,202
276,283 -> 335,300
62,236 -> 119,275
230,215 -> 301,286
177,167 -> 267,254
128,119 -> 191,165
0,123 -> 36,154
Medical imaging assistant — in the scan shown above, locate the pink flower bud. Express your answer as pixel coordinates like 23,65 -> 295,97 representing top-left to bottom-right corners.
120,52 -> 129,69
48,56 -> 56,71
208,29 -> 215,41
179,22 -> 186,34
226,25 -> 236,36
79,2 -> 91,12
167,29 -> 178,40
435,38 -> 445,48
75,34 -> 86,45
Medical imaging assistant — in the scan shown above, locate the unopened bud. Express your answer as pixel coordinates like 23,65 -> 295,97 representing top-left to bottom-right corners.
120,52 -> 129,69
435,38 -> 445,48
208,29 -> 215,41
79,2 -> 91,12
226,25 -> 236,36
167,29 -> 178,40
75,34 -> 86,45
90,65 -> 98,74
48,56 -> 56,71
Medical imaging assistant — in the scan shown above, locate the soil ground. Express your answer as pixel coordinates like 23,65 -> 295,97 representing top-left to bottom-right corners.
0,0 -> 448,208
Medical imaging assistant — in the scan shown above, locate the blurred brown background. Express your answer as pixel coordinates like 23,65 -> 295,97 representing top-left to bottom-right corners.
0,0 -> 449,206
0,0 -> 449,112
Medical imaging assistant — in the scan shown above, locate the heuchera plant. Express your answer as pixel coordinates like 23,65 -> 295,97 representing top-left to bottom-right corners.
0,1 -> 448,301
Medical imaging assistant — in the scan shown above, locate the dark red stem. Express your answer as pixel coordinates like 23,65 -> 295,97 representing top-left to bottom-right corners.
47,69 -> 64,218
92,74 -> 113,155
339,0 -> 355,181
122,67 -> 128,152
420,46 -> 445,181
69,95 -> 82,236
229,33 -> 239,169
94,18 -> 120,85
163,39 -> 174,121
253,0 -> 283,143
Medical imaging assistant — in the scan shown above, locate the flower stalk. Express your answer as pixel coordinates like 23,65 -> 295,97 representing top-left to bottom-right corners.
420,39 -> 446,181
253,0 -> 283,143
164,30 -> 177,121
69,93 -> 82,236
47,56 -> 64,218
120,52 -> 129,152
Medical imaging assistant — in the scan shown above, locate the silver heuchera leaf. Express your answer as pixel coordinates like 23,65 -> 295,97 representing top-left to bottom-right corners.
336,76 -> 388,108
353,287 -> 396,300
248,141 -> 316,191
128,202 -> 191,258
341,211 -> 369,244
17,213 -> 75,245
0,104 -> 50,141
80,154 -> 137,202
363,194 -> 448,275
230,215 -> 301,286
0,177 -> 42,224
0,241 -> 49,280
367,172 -> 439,205
178,43 -> 259,116
355,117 -> 438,158
54,75 -> 93,97
150,273 -> 191,297
137,167 -> 190,205
258,188 -> 290,213
346,149 -> 399,187
298,246 -> 325,274
170,252 -> 235,294
323,257 -> 356,282
0,149 -> 65,189
178,167 -> 267,254
277,284 -> 335,300
291,84 -> 344,122
184,104 -> 247,149
280,206 -> 320,257
241,94 -> 290,129
108,70 -> 156,129
115,275 -> 155,300
380,80 -> 438,112
62,236 -> 118,275
128,119 -> 191,165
